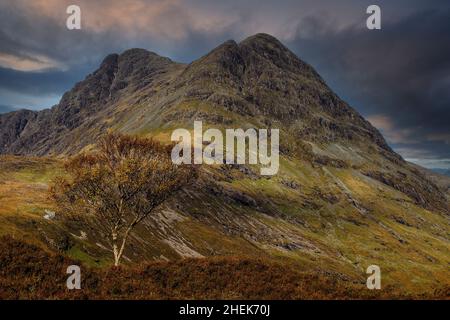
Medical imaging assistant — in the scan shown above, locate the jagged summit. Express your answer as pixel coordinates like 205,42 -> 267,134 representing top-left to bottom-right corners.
239,33 -> 302,65
239,33 -> 323,82
241,32 -> 281,43
99,53 -> 119,68
187,33 -> 321,83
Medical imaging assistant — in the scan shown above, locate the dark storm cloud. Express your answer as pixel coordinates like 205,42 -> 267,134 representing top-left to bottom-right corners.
0,0 -> 448,168
0,0 -> 241,106
285,6 -> 450,166
289,9 -> 450,131
0,67 -> 87,96
0,3 -> 127,67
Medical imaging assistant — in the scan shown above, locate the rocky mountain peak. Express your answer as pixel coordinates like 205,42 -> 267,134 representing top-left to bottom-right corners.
239,33 -> 288,55
188,34 -> 320,81
111,48 -> 176,93
99,53 -> 119,69
117,48 -> 174,69
185,39 -> 244,79
181,33 -> 326,96
238,33 -> 323,83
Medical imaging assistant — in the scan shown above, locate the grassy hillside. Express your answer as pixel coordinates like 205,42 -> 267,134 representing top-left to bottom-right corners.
0,153 -> 449,298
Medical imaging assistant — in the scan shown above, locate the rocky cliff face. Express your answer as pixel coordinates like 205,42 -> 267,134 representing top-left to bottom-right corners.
0,109 -> 37,151
0,48 -> 180,155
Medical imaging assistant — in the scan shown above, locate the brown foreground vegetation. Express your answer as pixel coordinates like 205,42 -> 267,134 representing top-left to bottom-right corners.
0,236 -> 448,300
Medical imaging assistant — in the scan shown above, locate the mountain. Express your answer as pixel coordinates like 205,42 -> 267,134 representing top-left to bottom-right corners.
0,34 -> 449,294
0,34 -> 446,210
432,168 -> 450,177
0,35 -> 392,156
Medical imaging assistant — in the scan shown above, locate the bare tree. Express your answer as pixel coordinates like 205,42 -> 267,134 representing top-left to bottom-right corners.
50,133 -> 196,266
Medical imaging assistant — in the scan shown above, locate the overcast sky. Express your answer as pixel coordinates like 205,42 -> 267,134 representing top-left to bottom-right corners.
0,0 -> 449,169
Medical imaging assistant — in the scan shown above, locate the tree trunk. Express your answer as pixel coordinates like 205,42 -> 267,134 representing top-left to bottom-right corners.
111,228 -> 133,267
111,220 -> 138,267
113,243 -> 120,267
115,227 -> 132,266
112,232 -> 120,267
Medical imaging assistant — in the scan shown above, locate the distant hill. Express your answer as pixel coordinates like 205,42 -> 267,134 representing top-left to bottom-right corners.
0,105 -> 17,114
432,168 -> 450,177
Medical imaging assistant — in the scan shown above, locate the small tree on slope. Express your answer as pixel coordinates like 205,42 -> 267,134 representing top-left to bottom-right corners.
50,133 -> 196,266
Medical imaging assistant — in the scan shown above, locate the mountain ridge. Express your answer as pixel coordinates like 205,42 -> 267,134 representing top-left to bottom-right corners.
0,34 -> 391,154
0,34 -> 447,213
